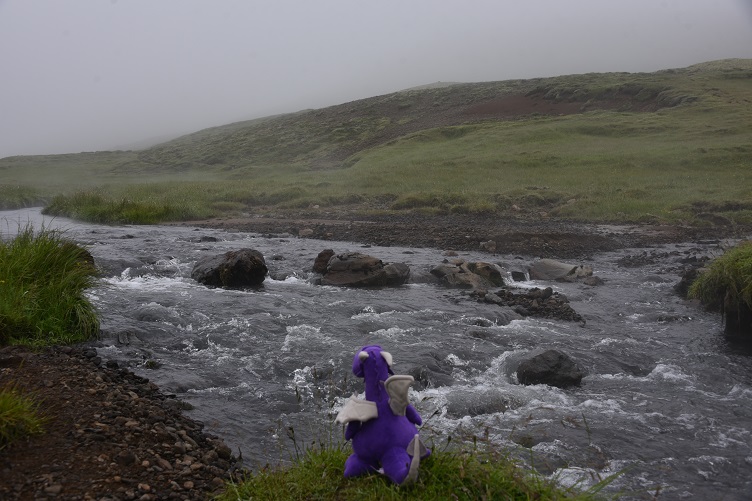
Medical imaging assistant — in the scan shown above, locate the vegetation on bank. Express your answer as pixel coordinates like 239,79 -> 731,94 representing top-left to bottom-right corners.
219,442 -> 615,501
0,185 -> 45,210
0,225 -> 99,347
0,59 -> 749,227
689,241 -> 752,311
0,225 -> 99,448
43,189 -> 215,225
689,241 -> 752,335
0,386 -> 46,451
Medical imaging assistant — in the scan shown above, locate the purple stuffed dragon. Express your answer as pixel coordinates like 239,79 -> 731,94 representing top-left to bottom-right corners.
335,344 -> 430,484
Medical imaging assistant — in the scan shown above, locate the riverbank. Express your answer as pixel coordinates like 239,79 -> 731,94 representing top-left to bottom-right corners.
0,345 -> 241,500
172,211 -> 745,258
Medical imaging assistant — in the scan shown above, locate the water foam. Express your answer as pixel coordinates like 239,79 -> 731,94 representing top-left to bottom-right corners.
281,324 -> 339,352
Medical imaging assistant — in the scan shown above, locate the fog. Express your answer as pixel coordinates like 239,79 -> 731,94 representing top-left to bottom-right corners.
1,0 -> 750,159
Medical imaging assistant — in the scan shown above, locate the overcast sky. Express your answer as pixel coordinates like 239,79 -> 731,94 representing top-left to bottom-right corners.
1,0 -> 750,158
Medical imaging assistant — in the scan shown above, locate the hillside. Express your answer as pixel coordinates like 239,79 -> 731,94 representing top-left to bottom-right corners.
2,59 -> 746,175
0,59 -> 750,229
119,59 -> 748,174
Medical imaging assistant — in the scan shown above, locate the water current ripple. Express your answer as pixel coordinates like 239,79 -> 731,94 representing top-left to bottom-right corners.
2,208 -> 751,500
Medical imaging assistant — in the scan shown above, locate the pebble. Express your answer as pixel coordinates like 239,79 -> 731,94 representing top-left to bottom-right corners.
44,484 -> 63,495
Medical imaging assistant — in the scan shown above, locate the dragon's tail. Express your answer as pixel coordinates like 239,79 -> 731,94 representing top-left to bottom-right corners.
403,434 -> 424,485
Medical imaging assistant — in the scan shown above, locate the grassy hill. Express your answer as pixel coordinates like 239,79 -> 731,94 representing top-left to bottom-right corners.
1,58 -> 750,226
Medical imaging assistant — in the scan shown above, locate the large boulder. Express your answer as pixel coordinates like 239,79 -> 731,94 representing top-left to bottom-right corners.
318,251 -> 410,287
191,248 -> 268,287
430,259 -> 505,290
528,258 -> 592,282
516,349 -> 584,388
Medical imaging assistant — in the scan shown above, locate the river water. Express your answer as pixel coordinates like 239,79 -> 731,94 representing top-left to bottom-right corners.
2,208 -> 751,500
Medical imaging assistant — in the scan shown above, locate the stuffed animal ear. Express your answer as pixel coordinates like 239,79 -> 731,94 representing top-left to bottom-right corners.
381,351 -> 393,367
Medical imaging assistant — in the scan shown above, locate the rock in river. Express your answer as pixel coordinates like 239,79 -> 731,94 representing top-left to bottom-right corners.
516,349 -> 584,388
316,251 -> 410,287
191,248 -> 268,287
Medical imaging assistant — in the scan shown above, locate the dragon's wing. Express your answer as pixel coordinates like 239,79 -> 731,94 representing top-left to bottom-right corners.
335,395 -> 378,424
384,375 -> 414,416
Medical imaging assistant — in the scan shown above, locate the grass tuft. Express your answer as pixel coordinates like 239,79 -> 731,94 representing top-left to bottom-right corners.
689,241 -> 752,312
0,224 -> 100,346
0,386 -> 46,450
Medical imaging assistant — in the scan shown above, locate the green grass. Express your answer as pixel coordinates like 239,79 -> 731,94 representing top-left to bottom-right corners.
219,442 -> 616,501
0,386 -> 46,450
0,224 -> 100,346
1,58 -> 750,226
42,187 -> 217,224
343,106 -> 751,223
689,241 -> 752,312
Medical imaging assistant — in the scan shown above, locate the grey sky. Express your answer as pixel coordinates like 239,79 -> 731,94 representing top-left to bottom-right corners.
1,0 -> 750,159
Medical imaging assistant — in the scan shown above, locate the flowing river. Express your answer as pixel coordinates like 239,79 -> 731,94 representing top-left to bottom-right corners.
2,208 -> 751,500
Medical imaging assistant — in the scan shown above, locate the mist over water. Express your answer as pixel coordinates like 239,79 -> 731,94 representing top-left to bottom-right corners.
2,207 -> 752,500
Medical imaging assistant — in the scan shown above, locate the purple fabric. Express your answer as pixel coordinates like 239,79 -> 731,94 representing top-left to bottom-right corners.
343,345 -> 430,484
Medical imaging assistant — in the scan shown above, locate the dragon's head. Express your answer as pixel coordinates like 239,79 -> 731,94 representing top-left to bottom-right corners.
352,345 -> 394,400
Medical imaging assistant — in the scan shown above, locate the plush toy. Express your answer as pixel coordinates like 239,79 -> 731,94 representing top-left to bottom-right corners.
335,344 -> 430,484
